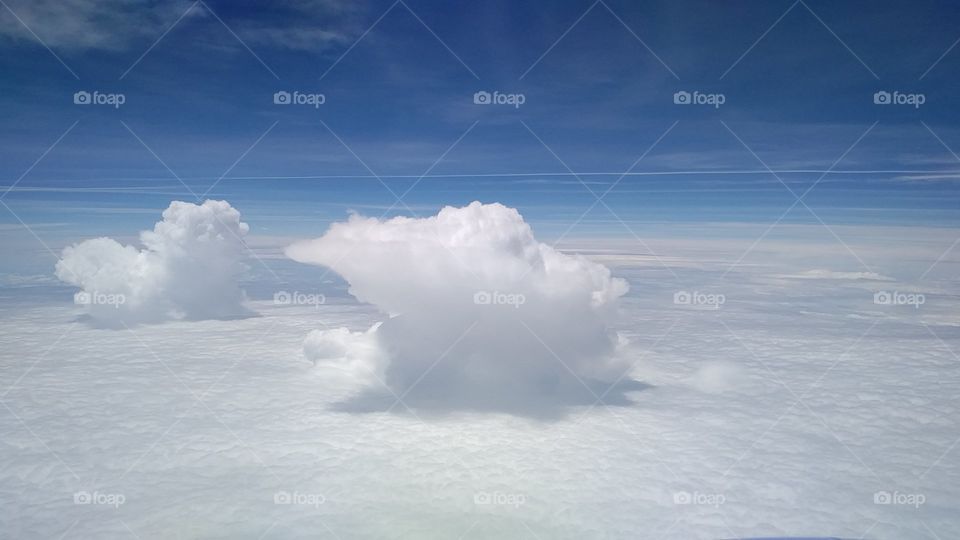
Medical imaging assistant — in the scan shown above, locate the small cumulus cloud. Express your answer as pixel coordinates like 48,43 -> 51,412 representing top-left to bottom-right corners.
303,324 -> 386,385
56,200 -> 253,327
287,201 -> 642,417
685,361 -> 744,394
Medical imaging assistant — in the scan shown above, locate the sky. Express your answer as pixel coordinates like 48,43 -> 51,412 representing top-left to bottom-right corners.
2,0 -> 960,253
2,3 -> 960,539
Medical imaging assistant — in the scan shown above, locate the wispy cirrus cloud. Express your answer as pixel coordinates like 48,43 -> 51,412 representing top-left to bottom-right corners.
0,0 -> 198,51
0,0 -> 364,53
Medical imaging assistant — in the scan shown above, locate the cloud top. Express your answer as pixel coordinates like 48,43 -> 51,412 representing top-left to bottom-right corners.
56,200 -> 252,326
287,202 -> 636,416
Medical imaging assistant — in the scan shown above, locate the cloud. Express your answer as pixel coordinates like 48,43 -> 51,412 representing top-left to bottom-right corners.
56,200 -> 252,326
892,173 -> 960,183
780,269 -> 895,281
0,0 -> 195,51
684,361 -> 744,394
239,26 -> 352,54
303,324 -> 385,383
287,201 -> 640,417
0,0 -> 361,52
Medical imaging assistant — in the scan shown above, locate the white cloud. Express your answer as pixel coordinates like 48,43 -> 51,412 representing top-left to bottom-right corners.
303,323 -> 385,385
0,0 -> 360,52
893,173 -> 960,183
780,269 -> 896,281
684,361 -> 744,394
4,227 -> 959,539
287,201 -> 634,415
0,0 -> 195,51
240,26 -> 352,53
56,200 -> 252,326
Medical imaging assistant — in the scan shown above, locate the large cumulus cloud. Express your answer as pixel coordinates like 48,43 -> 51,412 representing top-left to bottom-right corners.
56,200 -> 253,326
287,202 -> 639,416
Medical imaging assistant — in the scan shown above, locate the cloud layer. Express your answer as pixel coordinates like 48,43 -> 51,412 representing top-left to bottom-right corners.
287,202 -> 635,415
56,200 -> 252,326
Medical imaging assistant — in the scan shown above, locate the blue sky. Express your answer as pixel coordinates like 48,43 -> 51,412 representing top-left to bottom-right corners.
2,0 -> 960,250
4,5 -> 960,538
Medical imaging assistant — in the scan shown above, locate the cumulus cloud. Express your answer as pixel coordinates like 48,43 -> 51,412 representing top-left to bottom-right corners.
56,200 -> 252,326
685,361 -> 744,394
303,324 -> 386,385
288,202 -> 641,416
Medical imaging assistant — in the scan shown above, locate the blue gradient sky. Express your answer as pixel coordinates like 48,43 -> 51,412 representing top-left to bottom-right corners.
2,0 -> 960,254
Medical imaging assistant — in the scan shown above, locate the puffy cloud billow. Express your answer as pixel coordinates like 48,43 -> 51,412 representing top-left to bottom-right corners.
56,200 -> 253,326
287,202 -> 640,416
